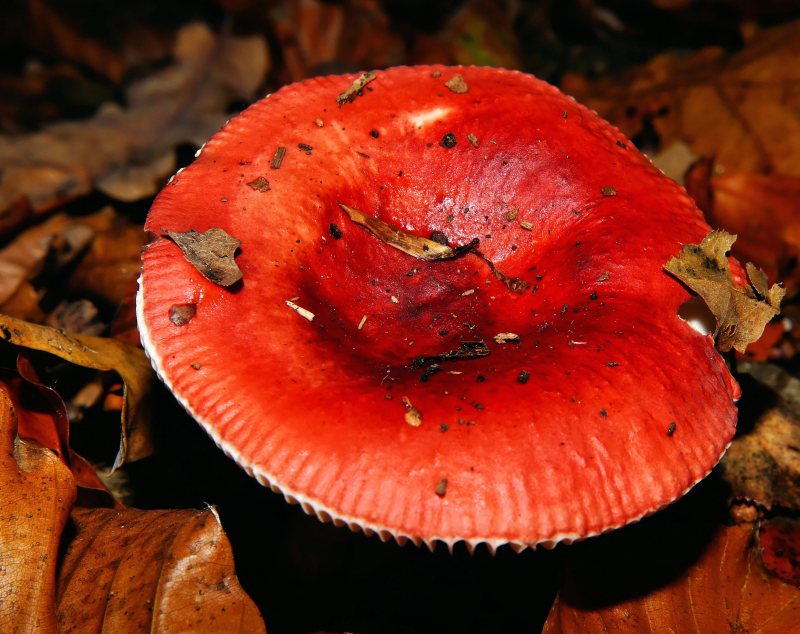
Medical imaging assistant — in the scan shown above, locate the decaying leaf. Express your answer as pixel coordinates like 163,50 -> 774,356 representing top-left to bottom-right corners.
339,203 -> 456,261
544,522 -> 800,633
0,212 -> 98,305
562,20 -> 800,176
0,373 -> 264,633
664,230 -> 784,352
445,74 -> 469,93
686,164 -> 800,294
718,361 -> 800,511
0,23 -> 269,218
0,313 -> 154,469
336,71 -> 376,106
0,381 -> 76,634
759,518 -> 800,587
164,227 -> 243,287
57,507 -> 265,633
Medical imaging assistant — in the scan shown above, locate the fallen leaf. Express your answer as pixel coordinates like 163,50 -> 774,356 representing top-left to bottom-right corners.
686,164 -> 800,294
0,380 -> 76,634
27,0 -> 127,84
0,313 -> 154,469
562,20 -> 800,176
718,361 -> 800,511
165,227 -> 243,287
544,522 -> 800,633
759,518 -> 800,587
336,71 -> 376,106
0,212 -> 96,305
664,230 -> 785,352
56,507 -> 265,633
0,22 -> 269,216
340,203 -> 455,261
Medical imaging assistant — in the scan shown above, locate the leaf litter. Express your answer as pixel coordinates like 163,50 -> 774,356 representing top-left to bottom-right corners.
664,230 -> 784,352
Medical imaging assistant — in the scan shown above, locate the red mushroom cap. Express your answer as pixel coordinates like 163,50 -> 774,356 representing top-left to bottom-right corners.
137,66 -> 739,551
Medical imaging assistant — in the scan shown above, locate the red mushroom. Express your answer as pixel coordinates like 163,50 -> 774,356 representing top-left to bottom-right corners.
137,66 -> 739,551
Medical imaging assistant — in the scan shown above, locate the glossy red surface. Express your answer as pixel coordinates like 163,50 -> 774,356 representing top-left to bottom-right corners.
138,66 -> 739,548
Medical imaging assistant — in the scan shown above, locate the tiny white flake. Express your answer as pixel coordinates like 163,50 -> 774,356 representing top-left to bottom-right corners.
494,332 -> 520,344
285,300 -> 315,321
358,315 -> 367,330
391,295 -> 399,303
461,289 -> 475,296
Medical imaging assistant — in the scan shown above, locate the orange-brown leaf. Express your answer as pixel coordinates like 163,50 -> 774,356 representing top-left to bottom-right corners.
0,381 -> 76,634
563,20 -> 800,176
543,522 -> 800,633
57,507 -> 265,633
0,313 -> 155,468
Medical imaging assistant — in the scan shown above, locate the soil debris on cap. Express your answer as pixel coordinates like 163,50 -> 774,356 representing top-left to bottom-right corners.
494,332 -> 520,344
440,132 -> 457,149
402,396 -> 423,427
520,221 -> 533,230
285,299 -> 315,322
164,227 -> 242,286
517,370 -> 531,384
169,303 -> 196,326
663,230 -> 785,352
412,341 -> 490,367
340,203 -> 457,261
467,133 -> 478,147
270,146 -> 286,169
435,478 -> 448,497
247,176 -> 270,191
445,75 -> 468,93
337,71 -> 376,106
601,186 -> 617,196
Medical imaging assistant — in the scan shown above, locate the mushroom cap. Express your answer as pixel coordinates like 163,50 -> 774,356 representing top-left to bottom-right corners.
137,66 -> 739,551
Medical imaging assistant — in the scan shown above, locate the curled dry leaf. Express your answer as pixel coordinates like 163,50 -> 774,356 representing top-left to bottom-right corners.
57,507 -> 265,633
0,212 -> 98,306
0,381 -> 76,634
340,203 -> 455,261
664,230 -> 784,352
544,522 -> 800,633
0,22 -> 269,220
718,361 -> 800,511
164,227 -> 243,287
0,313 -> 154,469
686,163 -> 800,294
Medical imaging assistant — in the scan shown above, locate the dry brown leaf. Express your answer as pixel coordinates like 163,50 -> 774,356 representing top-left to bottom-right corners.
686,164 -> 800,294
67,213 -> 147,306
562,20 -> 800,176
0,212 -> 95,305
165,227 -> 243,287
720,402 -> 800,511
57,507 -> 265,633
27,0 -> 127,84
268,0 -> 403,83
0,380 -> 76,634
0,22 -> 269,217
543,522 -> 800,633
664,230 -> 784,352
0,374 -> 263,633
340,203 -> 456,261
0,313 -> 154,469
718,360 -> 800,511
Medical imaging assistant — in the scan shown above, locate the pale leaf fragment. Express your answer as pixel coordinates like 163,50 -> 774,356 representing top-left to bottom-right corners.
164,227 -> 242,287
337,71 -> 376,106
664,230 -> 784,352
339,203 -> 455,261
